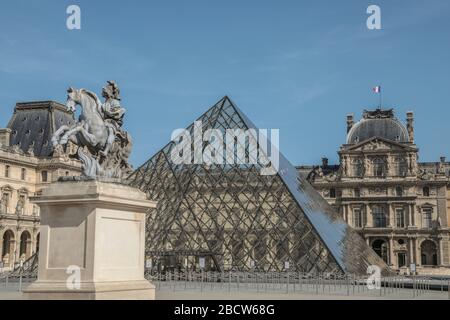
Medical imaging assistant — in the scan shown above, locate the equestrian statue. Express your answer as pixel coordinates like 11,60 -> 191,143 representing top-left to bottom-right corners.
51,80 -> 133,179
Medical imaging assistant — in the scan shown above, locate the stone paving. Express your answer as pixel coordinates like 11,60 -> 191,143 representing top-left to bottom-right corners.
1,281 -> 449,300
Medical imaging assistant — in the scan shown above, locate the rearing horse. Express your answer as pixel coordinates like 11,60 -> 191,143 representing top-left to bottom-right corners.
52,87 -> 108,155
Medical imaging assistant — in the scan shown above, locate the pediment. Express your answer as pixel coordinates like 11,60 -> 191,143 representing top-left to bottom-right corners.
343,137 -> 416,152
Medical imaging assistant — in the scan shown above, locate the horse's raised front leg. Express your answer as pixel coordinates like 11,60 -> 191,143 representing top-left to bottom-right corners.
61,125 -> 98,148
51,125 -> 69,147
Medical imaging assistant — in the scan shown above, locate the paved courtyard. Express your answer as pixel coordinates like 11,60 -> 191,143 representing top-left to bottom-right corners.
1,281 -> 448,300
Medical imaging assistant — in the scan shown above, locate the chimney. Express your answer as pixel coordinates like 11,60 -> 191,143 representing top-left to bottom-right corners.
406,111 -> 414,143
346,114 -> 354,133
322,157 -> 329,167
0,128 -> 11,147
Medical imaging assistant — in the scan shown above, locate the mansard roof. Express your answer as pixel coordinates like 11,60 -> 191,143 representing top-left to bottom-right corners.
7,101 -> 74,157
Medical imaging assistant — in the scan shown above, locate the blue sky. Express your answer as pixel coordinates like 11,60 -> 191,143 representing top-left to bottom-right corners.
1,0 -> 449,167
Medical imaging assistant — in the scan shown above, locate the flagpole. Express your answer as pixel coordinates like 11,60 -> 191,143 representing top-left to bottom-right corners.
379,84 -> 382,109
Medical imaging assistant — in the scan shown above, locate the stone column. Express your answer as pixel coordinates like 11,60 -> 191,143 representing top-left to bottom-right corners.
409,204 -> 415,227
0,237 -> 3,262
12,234 -> 18,268
438,238 -> 444,266
415,238 -> 421,266
389,237 -> 394,267
365,204 -> 370,227
345,205 -> 350,225
408,238 -> 414,264
388,204 -> 394,227
23,180 -> 157,300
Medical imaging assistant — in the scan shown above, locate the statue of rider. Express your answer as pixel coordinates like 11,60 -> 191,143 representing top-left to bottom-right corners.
100,80 -> 126,157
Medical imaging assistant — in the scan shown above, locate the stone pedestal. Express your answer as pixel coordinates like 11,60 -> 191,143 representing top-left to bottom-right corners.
23,180 -> 157,300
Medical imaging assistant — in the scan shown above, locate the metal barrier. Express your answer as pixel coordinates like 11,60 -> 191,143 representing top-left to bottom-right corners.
144,270 -> 450,299
1,267 -> 449,298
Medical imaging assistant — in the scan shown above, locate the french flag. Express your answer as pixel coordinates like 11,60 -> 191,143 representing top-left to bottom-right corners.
373,85 -> 381,93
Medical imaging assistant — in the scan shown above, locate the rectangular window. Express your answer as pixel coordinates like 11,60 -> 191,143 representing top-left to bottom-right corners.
41,171 -> 48,182
353,208 -> 363,228
396,208 -> 405,228
398,252 -> 407,267
373,206 -> 387,228
329,188 -> 336,198
5,165 -> 10,178
373,159 -> 385,177
422,208 -> 432,229
21,168 -> 26,180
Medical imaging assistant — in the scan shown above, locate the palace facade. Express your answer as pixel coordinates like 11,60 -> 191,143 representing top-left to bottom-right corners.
298,108 -> 450,275
0,101 -> 80,271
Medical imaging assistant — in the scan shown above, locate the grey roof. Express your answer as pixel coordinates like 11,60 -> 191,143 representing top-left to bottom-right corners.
347,108 -> 409,144
7,101 -> 74,157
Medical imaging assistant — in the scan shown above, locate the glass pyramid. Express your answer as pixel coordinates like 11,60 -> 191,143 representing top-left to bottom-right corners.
128,97 -> 390,275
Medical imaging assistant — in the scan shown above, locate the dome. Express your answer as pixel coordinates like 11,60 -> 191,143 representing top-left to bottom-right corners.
346,109 -> 409,144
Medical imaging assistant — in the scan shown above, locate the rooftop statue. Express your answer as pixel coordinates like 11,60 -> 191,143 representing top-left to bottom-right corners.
51,81 -> 133,179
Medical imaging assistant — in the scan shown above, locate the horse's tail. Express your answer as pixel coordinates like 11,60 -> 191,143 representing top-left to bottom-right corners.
77,148 -> 103,177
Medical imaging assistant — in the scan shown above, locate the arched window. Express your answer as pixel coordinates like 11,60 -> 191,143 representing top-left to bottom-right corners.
423,186 -> 430,197
420,240 -> 438,266
2,230 -> 15,264
19,231 -> 31,258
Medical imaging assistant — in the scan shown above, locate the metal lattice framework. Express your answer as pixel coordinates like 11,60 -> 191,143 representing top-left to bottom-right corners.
128,97 -> 390,275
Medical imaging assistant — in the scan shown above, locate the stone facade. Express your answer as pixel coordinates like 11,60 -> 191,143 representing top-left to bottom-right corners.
0,101 -> 81,271
298,108 -> 450,275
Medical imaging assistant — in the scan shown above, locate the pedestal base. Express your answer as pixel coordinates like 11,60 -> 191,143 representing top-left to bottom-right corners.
24,280 -> 155,300
22,180 -> 157,300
